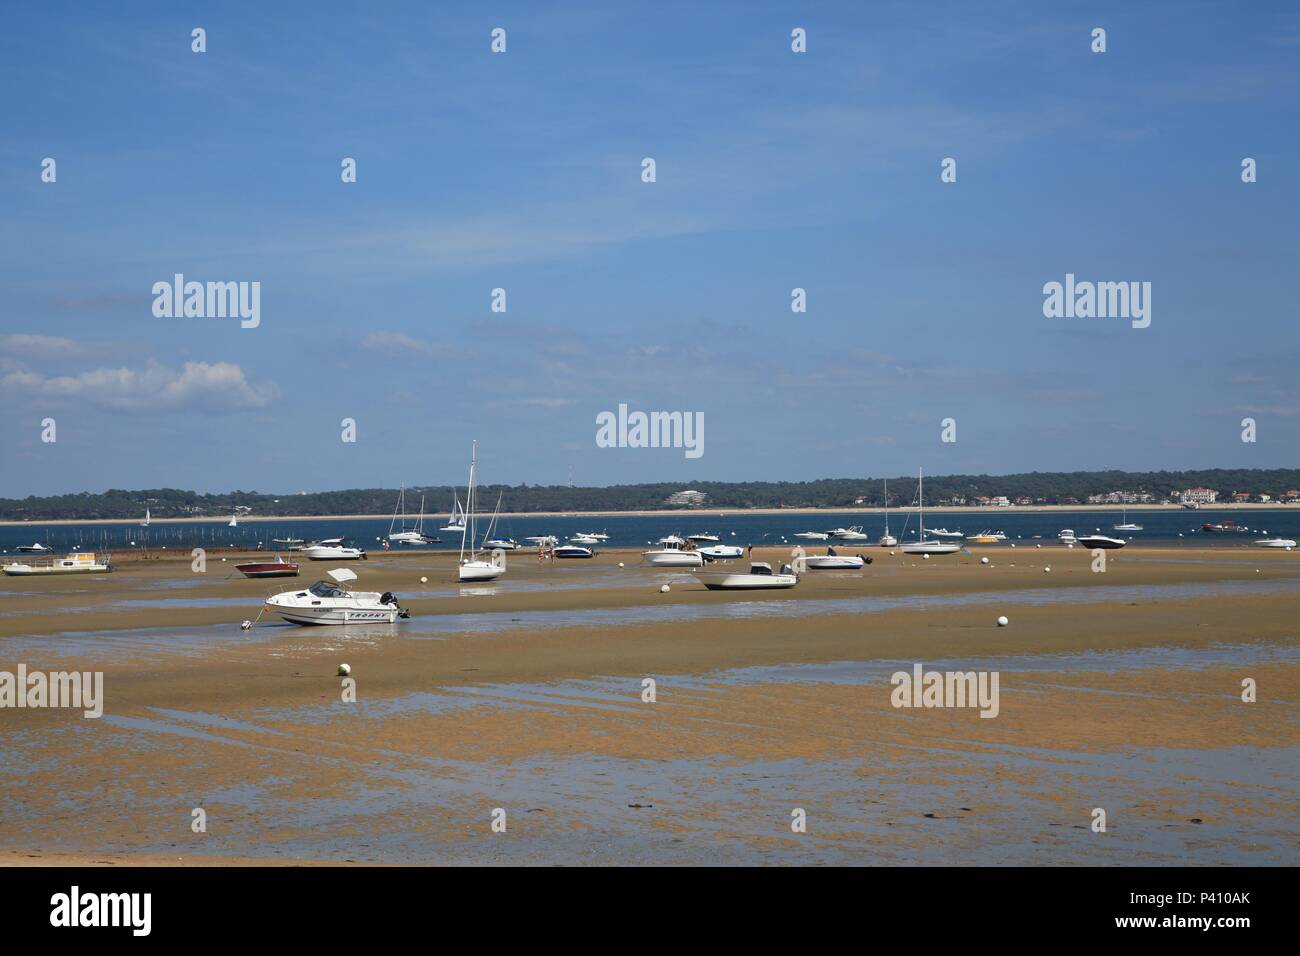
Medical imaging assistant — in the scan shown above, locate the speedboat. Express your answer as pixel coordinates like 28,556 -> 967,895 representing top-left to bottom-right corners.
802,550 -> 869,570
264,568 -> 408,625
16,543 -> 52,554
526,535 -> 559,546
3,552 -> 111,576
965,533 -> 999,544
554,545 -> 595,559
696,562 -> 798,590
1059,529 -> 1078,545
303,539 -> 367,560
643,535 -> 704,567
1254,538 -> 1296,549
687,532 -> 720,543
698,544 -> 744,560
484,538 -> 519,551
1076,534 -> 1126,549
569,534 -> 601,545
794,531 -> 829,541
235,555 -> 300,578
829,526 -> 870,541
922,527 -> 964,539
577,531 -> 609,541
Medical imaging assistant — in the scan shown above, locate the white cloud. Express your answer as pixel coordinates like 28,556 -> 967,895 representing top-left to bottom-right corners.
0,334 -> 87,358
0,361 -> 277,411
362,331 -> 440,357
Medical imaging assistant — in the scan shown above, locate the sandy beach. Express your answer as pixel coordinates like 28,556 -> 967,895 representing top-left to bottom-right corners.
1,545 -> 1296,865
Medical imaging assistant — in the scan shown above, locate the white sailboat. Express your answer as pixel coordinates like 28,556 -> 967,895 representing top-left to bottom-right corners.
901,468 -> 961,555
440,491 -> 467,533
458,441 -> 506,582
388,486 -> 427,544
1113,507 -> 1143,532
228,513 -> 238,528
879,479 -> 897,547
140,507 -> 151,527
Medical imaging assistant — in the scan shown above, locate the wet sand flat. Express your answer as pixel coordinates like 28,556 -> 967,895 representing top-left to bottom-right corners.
1,547 -> 1297,865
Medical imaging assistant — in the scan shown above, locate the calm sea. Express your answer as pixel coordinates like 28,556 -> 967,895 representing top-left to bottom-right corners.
2,508 -> 1296,554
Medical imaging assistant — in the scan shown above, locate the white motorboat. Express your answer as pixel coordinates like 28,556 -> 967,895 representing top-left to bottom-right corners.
272,537 -> 305,549
801,550 -> 868,570
901,469 -> 962,555
642,535 -> 704,567
923,527 -> 964,539
578,531 -> 609,541
458,442 -> 507,582
1254,537 -> 1296,549
553,545 -> 595,559
697,562 -> 797,590
264,568 -> 407,626
698,544 -> 744,560
879,479 -> 897,547
794,531 -> 829,541
1059,529 -> 1078,545
1076,534 -> 1126,550
526,535 -> 559,546
484,538 -> 519,551
303,539 -> 367,560
687,532 -> 720,543
829,526 -> 870,541
569,534 -> 601,545
3,552 -> 112,576
16,542 -> 52,553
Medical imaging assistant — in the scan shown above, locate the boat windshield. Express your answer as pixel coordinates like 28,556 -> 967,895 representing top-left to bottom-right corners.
308,581 -> 348,598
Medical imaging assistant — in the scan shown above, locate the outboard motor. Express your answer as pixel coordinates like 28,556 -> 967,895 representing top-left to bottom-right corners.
780,563 -> 793,575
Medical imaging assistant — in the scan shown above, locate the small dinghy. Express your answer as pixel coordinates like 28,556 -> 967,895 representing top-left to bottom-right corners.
264,568 -> 408,626
697,561 -> 798,590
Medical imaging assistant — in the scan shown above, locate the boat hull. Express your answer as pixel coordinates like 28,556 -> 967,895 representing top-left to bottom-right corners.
901,541 -> 962,555
1076,536 -> 1126,549
802,555 -> 866,569
643,550 -> 704,567
459,561 -> 505,582
236,563 -> 299,578
697,572 -> 797,590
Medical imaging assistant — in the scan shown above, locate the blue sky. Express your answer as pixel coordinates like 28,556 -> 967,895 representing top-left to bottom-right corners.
1,1 -> 1297,496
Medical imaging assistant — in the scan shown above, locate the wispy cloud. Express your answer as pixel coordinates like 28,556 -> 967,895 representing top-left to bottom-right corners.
0,361 -> 278,412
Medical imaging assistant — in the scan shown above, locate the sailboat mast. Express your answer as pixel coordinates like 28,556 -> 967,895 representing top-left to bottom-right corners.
461,441 -> 477,563
919,467 -> 924,540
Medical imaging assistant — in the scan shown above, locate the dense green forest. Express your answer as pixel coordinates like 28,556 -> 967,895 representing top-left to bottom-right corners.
2,469 -> 1298,520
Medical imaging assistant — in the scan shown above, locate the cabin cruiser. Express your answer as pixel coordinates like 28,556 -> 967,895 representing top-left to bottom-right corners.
526,535 -> 559,546
1058,529 -> 1078,545
303,539 -> 367,560
687,532 -> 720,543
1075,534 -> 1126,549
794,531 -> 829,541
696,561 -> 798,590
698,544 -> 744,560
264,568 -> 408,625
922,527 -> 964,539
577,531 -> 609,541
827,526 -> 870,540
553,544 -> 595,558
1254,537 -> 1296,549
16,542 -> 53,554
643,535 -> 704,567
484,538 -> 519,551
1202,521 -> 1241,533
3,552 -> 111,576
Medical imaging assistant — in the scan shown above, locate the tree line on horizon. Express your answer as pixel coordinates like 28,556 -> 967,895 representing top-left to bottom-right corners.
2,469 -> 1299,520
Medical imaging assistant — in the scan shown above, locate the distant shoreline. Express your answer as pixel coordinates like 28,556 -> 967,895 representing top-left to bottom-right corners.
1,502 -> 1292,527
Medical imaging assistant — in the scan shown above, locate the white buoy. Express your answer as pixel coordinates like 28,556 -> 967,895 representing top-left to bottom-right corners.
889,551 -> 895,555
1010,543 -> 1016,548
618,562 -> 625,568
338,663 -> 351,676
420,576 -> 428,584
240,620 -> 252,631
981,556 -> 990,565
1035,544 -> 1041,549
1044,567 -> 1051,573
923,553 -> 930,560
997,616 -> 1008,627
660,583 -> 670,593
